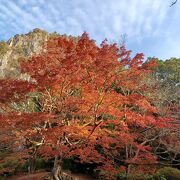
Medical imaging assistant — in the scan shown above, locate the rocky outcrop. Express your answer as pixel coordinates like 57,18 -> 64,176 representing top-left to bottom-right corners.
0,28 -> 59,79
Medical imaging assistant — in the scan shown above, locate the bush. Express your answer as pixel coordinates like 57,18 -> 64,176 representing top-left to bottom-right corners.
123,173 -> 166,180
117,172 -> 126,180
156,167 -> 180,180
14,158 -> 47,173
0,159 -> 18,175
127,173 -> 148,180
35,158 -> 46,170
148,173 -> 166,180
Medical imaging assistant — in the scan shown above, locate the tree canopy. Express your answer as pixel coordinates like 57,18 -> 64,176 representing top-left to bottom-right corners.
0,33 -> 177,179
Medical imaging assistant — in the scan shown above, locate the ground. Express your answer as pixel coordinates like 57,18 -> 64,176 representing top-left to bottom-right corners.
7,170 -> 93,180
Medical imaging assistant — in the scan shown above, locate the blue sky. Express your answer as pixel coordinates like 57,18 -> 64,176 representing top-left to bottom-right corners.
0,0 -> 180,60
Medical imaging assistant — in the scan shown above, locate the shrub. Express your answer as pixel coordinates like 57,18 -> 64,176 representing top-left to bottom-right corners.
35,158 -> 46,170
127,173 -> 147,180
156,167 -> 180,180
148,173 -> 166,180
117,172 -> 126,180
0,159 -> 18,175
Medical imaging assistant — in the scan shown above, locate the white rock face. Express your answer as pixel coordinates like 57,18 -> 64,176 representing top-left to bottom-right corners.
0,29 -> 51,79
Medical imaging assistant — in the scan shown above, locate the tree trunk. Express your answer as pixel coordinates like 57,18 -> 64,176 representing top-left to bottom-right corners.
28,149 -> 37,174
28,158 -> 36,173
126,164 -> 131,180
51,155 -> 62,180
51,155 -> 75,180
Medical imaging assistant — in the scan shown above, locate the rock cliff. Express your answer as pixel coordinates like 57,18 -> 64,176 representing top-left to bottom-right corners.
0,28 -> 60,79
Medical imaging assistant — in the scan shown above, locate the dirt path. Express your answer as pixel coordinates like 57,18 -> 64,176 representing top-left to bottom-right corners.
7,171 -> 50,180
7,171 -> 94,180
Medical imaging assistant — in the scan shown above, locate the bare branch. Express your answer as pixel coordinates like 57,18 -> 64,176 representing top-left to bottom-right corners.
170,0 -> 178,7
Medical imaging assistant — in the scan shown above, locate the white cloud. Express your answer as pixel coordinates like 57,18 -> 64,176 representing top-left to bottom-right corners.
0,0 -> 169,40
0,0 -> 179,59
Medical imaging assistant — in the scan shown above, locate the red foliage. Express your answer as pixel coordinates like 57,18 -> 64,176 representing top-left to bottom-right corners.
0,79 -> 35,103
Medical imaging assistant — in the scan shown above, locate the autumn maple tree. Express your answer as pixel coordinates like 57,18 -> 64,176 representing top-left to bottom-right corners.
0,33 -> 174,179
